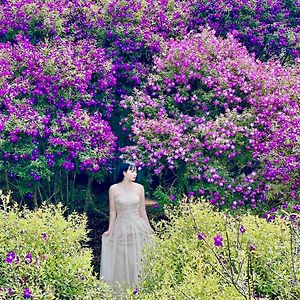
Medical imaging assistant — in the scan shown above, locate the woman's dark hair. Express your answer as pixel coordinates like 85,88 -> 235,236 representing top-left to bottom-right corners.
115,161 -> 137,183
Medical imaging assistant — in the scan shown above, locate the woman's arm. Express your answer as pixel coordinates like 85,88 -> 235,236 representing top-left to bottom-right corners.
102,185 -> 117,237
139,185 -> 154,232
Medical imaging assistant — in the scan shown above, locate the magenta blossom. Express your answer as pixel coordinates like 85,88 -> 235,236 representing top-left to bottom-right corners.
214,235 -> 223,247
239,225 -> 246,234
197,232 -> 206,240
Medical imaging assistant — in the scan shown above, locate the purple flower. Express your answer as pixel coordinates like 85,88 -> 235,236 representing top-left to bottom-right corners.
41,233 -> 47,240
133,287 -> 139,295
7,288 -> 13,295
188,191 -> 195,197
197,232 -> 206,240
214,235 -> 223,247
5,251 -> 16,264
62,161 -> 75,171
25,252 -> 32,264
3,152 -> 10,159
248,243 -> 257,252
23,288 -> 31,299
169,194 -> 176,202
293,205 -> 300,212
153,202 -> 159,209
239,225 -> 246,234
10,135 -> 19,143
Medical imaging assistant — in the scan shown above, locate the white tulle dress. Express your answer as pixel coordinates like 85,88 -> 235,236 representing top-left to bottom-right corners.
100,191 -> 153,293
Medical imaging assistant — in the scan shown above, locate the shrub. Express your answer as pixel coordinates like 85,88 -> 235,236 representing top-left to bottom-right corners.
134,199 -> 300,299
120,28 -> 300,211
0,190 -> 114,299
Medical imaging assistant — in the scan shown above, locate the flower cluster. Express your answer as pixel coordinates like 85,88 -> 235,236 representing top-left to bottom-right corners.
189,0 -> 300,61
0,0 -> 104,41
49,104 -> 117,172
0,29 -> 117,197
121,28 -> 299,209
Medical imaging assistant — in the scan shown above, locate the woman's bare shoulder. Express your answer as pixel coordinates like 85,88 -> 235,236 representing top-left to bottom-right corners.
133,182 -> 144,190
109,183 -> 120,192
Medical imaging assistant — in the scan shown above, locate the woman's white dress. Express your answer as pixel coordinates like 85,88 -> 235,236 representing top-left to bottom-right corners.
100,191 -> 153,292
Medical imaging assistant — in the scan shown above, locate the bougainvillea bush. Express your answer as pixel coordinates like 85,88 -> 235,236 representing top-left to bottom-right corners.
131,200 -> 300,300
0,190 -> 115,299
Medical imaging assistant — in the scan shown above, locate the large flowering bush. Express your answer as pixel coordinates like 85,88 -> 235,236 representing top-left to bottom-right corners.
0,35 -> 117,207
0,190 -> 114,299
121,28 -> 300,210
0,35 -> 116,113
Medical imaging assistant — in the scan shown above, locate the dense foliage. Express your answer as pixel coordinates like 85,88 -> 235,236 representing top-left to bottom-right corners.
121,29 -> 300,211
0,0 -> 299,213
132,200 -> 300,299
0,190 -> 114,299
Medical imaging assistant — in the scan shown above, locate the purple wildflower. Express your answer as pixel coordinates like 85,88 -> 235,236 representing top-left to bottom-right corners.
25,252 -> 32,264
239,225 -> 246,234
41,233 -> 47,240
293,205 -> 300,212
23,288 -> 31,299
197,232 -> 206,240
7,288 -> 13,295
169,195 -> 176,202
214,235 -> 223,247
5,252 -> 16,264
248,243 -> 257,252
188,191 -> 195,197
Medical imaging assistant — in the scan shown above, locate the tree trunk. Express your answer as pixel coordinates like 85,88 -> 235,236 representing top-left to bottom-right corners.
33,188 -> 38,209
84,176 -> 93,213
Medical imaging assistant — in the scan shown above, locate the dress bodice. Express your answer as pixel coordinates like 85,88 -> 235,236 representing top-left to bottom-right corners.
115,191 -> 140,219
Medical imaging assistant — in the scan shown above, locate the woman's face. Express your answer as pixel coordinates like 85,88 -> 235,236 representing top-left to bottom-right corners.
123,165 -> 137,182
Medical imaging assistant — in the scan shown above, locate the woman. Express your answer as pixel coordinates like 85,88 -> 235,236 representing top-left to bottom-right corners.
100,161 -> 154,295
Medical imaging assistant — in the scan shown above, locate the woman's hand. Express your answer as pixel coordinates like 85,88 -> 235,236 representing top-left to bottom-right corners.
102,230 -> 112,238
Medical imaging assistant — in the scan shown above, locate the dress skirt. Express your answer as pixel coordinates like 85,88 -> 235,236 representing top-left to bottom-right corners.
100,213 -> 153,292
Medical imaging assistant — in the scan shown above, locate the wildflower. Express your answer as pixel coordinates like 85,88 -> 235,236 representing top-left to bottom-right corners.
293,205 -> 300,212
214,235 -> 223,247
289,214 -> 297,221
23,288 -> 31,299
188,191 -> 195,197
133,287 -> 139,295
169,195 -> 176,202
25,253 -> 32,264
7,288 -> 13,295
248,243 -> 256,252
197,232 -> 206,240
41,233 -> 47,240
5,252 -> 16,264
239,225 -> 246,234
